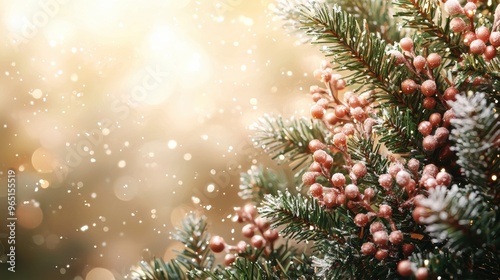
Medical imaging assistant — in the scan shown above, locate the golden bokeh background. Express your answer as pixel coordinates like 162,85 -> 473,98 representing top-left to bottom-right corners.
0,0 -> 321,279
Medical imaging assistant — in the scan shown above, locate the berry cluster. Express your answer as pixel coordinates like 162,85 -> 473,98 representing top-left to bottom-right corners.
417,109 -> 455,157
208,203 -> 279,266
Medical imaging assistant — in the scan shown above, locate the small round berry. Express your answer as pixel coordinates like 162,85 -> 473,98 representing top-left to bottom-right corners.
388,162 -> 404,178
373,230 -> 389,246
333,132 -> 347,148
425,177 -> 438,189
209,236 -> 226,253
236,240 -> 247,253
443,109 -> 456,128
316,98 -> 329,109
334,105 -> 349,118
464,2 -> 477,17
354,213 -> 369,227
418,121 -> 433,137
444,0 -> 463,15
255,217 -> 270,231
323,155 -> 333,169
309,85 -> 321,94
484,45 -> 497,60
369,221 -> 386,234
416,267 -> 429,280
400,37 -> 414,52
310,104 -> 325,119
490,31 -> 500,47
389,230 -> 404,244
413,206 -> 430,223
407,158 -> 419,174
396,170 -> 412,187
413,55 -> 427,72
422,135 -> 438,152
224,254 -> 236,266
391,50 -> 406,64
325,112 -> 338,125
342,123 -> 356,136
242,223 -> 256,238
263,229 -> 279,242
244,203 -> 258,218
378,174 -> 393,189
423,97 -> 437,109
331,173 -> 346,187
309,162 -> 322,172
361,242 -> 377,255
379,204 -> 393,218
335,79 -> 346,90
402,243 -> 415,256
476,26 -> 490,42
421,80 -> 437,96
321,69 -> 332,83
375,249 -> 389,260
463,31 -> 477,46
350,107 -> 366,121
435,127 -> 449,144
348,95 -> 362,108
311,92 -> 322,102
352,162 -> 367,178
302,171 -> 319,185
470,39 -> 487,55
436,171 -> 452,186
429,113 -> 442,127
313,150 -> 329,164
364,187 -> 375,200
397,260 -> 413,277
450,17 -> 467,33
345,184 -> 360,199
401,79 -> 418,94
443,87 -> 458,101
250,235 -> 265,248
423,164 -> 439,177
426,53 -> 441,69
405,179 -> 416,194
336,193 -> 346,205
309,183 -> 324,198
309,139 -> 326,153
323,192 -> 337,208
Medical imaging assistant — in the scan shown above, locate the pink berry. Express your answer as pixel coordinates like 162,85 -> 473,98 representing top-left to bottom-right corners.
336,193 -> 346,205
444,0 -> 463,15
398,260 -> 412,277
375,249 -> 389,260
426,53 -> 441,69
378,174 -> 393,189
250,235 -> 265,248
429,113 -> 442,127
443,87 -> 458,101
379,204 -> 393,218
313,150 -> 328,164
484,45 -> 497,60
423,164 -> 439,177
331,173 -> 346,187
244,203 -> 258,218
423,135 -> 438,152
209,236 -> 226,253
407,158 -> 419,174
309,162 -> 322,172
224,254 -> 236,266
323,192 -> 337,208
423,97 -> 436,109
421,80 -> 437,96
476,26 -> 490,42
416,267 -> 429,280
396,170 -> 412,187
311,92 -> 322,102
334,105 -> 349,118
310,104 -> 325,119
263,229 -> 279,242
401,79 -> 418,94
464,2 -> 477,17
333,132 -> 347,148
325,112 -> 338,125
302,171 -> 319,185
418,121 -> 433,136
352,162 -> 367,178
316,98 -> 329,109
413,55 -> 427,71
364,187 -> 375,200
350,107 -> 366,121
336,79 -> 346,90
490,31 -> 500,47
436,171 -> 452,186
354,213 -> 369,227
345,184 -> 360,199
242,223 -> 256,238
370,221 -> 386,234
342,123 -> 355,136
443,109 -> 456,128
400,37 -> 414,52
388,162 -> 404,178
470,39 -> 486,55
389,230 -> 404,244
236,241 -> 247,253
309,183 -> 324,198
425,177 -> 438,189
435,127 -> 449,144
361,242 -> 376,255
348,95 -> 362,108
309,139 -> 326,152
463,31 -> 477,46
373,230 -> 389,245
450,17 -> 467,33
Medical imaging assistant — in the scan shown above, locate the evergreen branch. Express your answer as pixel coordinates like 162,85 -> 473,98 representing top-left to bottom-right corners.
348,134 -> 390,186
238,165 -> 290,203
449,92 -> 500,192
130,258 -> 185,280
250,115 -> 329,172
260,191 -> 350,244
454,55 -> 500,99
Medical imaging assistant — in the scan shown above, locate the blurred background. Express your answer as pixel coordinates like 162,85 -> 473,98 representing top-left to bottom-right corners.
0,0 -> 321,279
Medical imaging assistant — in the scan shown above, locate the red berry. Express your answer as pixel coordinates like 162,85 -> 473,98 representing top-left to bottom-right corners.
388,162 -> 404,178
484,45 -> 497,60
470,39 -> 486,55
379,204 -> 393,218
413,206 -> 430,223
443,109 -> 456,128
263,229 -> 279,242
407,158 -> 419,173
345,184 -> 360,199
309,183 -> 324,198
309,139 -> 326,152
255,217 -> 269,231
416,267 -> 429,280
375,249 -> 389,260
361,242 -> 376,255
369,221 -> 386,234
423,97 -> 437,109
435,127 -> 449,144
421,80 -> 437,96
378,174 -> 393,189
224,254 -> 236,266
323,192 -> 337,208
302,171 -> 319,185
336,193 -> 346,205
350,107 -> 366,121
317,98 -> 329,109
429,113 -> 442,127
444,0 -> 463,15
476,26 -> 490,42
331,173 -> 346,187
250,235 -> 265,248
364,187 -> 375,200
373,230 -> 389,245
402,243 -> 415,256
333,132 -> 347,148
413,55 -> 427,71
443,87 -> 458,101
463,31 -> 477,46
325,112 -> 338,125
313,150 -> 328,164
418,121 -> 433,136
354,213 -> 369,227
336,79 -> 346,90
310,104 -> 325,119
334,105 -> 349,118
426,53 -> 441,69
422,135 -> 438,152
348,95 -> 362,108
352,162 -> 367,178
400,37 -> 414,52
342,123 -> 355,136
401,79 -> 418,94
309,162 -> 322,172
425,177 -> 438,190
464,2 -> 477,17
423,164 -> 439,177
450,17 -> 467,33
397,260 -> 413,277
242,224 -> 256,238
389,230 -> 404,244
490,31 -> 500,47
311,92 -> 322,102
209,236 -> 226,253
396,170 -> 411,187
436,171 -> 452,186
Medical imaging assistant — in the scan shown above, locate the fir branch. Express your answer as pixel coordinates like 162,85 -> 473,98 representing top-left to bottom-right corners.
260,191 -> 350,244
454,54 -> 500,99
250,115 -> 328,172
130,258 -> 185,280
238,165 -> 290,203
449,92 -> 500,192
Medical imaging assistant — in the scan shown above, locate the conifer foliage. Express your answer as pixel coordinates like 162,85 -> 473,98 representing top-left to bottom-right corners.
130,0 -> 500,279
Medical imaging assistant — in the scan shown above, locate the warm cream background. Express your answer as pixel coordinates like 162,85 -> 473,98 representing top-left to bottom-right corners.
0,1 -> 321,279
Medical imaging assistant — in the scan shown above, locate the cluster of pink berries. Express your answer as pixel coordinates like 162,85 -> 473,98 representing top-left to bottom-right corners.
208,203 -> 279,266
310,60 -> 373,127
446,0 -> 500,60
418,109 -> 455,155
